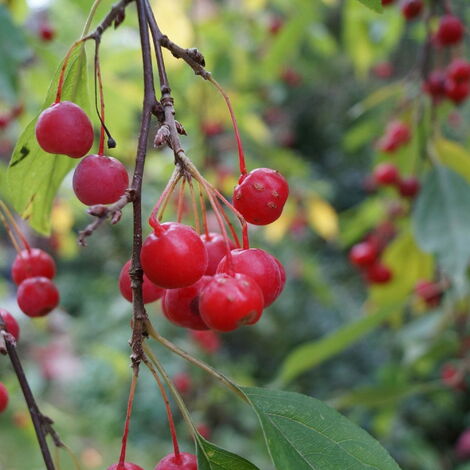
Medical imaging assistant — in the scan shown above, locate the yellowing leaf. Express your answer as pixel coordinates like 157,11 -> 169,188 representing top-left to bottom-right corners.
242,0 -> 267,12
434,138 -> 470,184
264,202 -> 295,243
306,196 -> 339,241
242,113 -> 270,144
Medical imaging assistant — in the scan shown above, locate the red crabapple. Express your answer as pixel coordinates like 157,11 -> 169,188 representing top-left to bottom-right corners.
398,176 -> 421,198
17,277 -> 60,317
39,23 -> 55,42
365,263 -> 393,284
445,79 -> 470,104
349,241 -> 378,267
11,248 -> 56,285
199,273 -> 264,332
0,383 -> 8,413
73,154 -> 129,205
35,101 -> 94,158
233,168 -> 289,225
401,0 -> 423,20
0,309 -> 20,341
141,222 -> 208,289
200,232 -> 235,276
414,280 -> 442,308
155,452 -> 197,470
107,463 -> 145,470
447,59 -> 470,83
373,163 -> 399,186
435,15 -> 464,46
119,260 -> 164,304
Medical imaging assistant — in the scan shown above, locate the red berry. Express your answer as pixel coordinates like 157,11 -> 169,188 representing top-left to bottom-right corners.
456,430 -> 470,459
73,154 -> 129,205
0,383 -> 9,413
233,168 -> 289,225
365,263 -> 393,284
189,330 -> 221,353
201,121 -> 224,137
17,277 -> 60,317
216,248 -> 284,307
401,0 -> 423,20
382,0 -> 396,5
141,222 -> 208,289
372,62 -> 394,79
423,70 -> 447,101
155,452 -> 197,470
268,16 -> 284,35
162,276 -> 211,330
377,120 -> 411,153
441,363 -> 465,390
200,232 -> 235,276
35,101 -> 94,158
445,78 -> 470,104
398,176 -> 420,198
39,23 -> 55,42
0,309 -> 20,341
414,280 -> 442,308
447,59 -> 470,83
349,242 -> 378,267
199,273 -> 264,332
280,67 -> 302,86
373,163 -> 400,186
436,15 -> 464,46
119,260 -> 164,304
0,114 -> 10,129
173,373 -> 192,395
107,463 -> 145,470
11,248 -> 56,285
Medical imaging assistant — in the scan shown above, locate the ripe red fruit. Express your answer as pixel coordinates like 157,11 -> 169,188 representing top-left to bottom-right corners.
398,176 -> 420,198
39,23 -> 55,42
119,260 -> 164,304
445,79 -> 470,104
436,15 -> 464,46
423,70 -> 447,101
0,309 -> 20,341
199,273 -> 264,332
200,232 -> 235,276
155,452 -> 197,470
216,248 -> 284,307
35,101 -> 94,158
73,154 -> 129,205
107,463 -> 145,470
372,62 -> 393,79
349,241 -> 378,267
162,276 -> 211,330
190,330 -> 221,353
365,263 -> 393,284
11,248 -> 56,285
0,114 -> 10,129
441,363 -> 465,390
268,16 -> 284,35
381,0 -> 396,5
141,222 -> 208,289
447,59 -> 470,83
201,121 -> 224,137
173,372 -> 192,395
414,280 -> 442,308
0,382 -> 8,413
233,168 -> 289,225
17,277 -> 60,317
401,0 -> 423,20
373,163 -> 400,186
377,120 -> 411,153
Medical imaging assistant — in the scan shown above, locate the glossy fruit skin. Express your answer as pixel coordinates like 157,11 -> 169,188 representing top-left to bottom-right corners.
398,176 -> 421,198
199,273 -> 264,332
119,260 -> 164,304
414,280 -> 442,307
73,154 -> 129,205
155,452 -> 197,470
17,277 -> 60,317
401,0 -> 423,20
0,382 -> 8,413
349,242 -> 378,267
216,248 -> 284,307
200,232 -> 235,276
0,309 -> 20,341
445,79 -> 470,104
373,163 -> 399,185
35,101 -> 94,158
189,330 -> 221,353
366,263 -> 393,284
447,59 -> 470,83
141,223 -> 208,289
436,15 -> 464,46
162,276 -> 211,330
233,168 -> 289,225
107,463 -> 145,470
11,248 -> 56,285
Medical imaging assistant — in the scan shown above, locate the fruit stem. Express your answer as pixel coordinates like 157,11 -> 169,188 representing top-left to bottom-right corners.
118,369 -> 139,465
145,320 -> 248,403
198,182 -> 210,238
188,178 -> 200,234
94,40 -> 106,156
176,177 -> 187,223
0,200 -> 31,252
141,353 -> 181,459
208,76 -> 247,176
54,40 -> 85,104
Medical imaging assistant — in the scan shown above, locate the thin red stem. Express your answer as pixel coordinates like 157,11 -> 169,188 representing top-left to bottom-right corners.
198,183 -> 209,238
176,178 -> 186,223
118,371 -> 139,466
188,179 -> 200,233
55,40 -> 84,104
0,201 -> 31,251
96,52 -> 106,156
149,168 -> 181,229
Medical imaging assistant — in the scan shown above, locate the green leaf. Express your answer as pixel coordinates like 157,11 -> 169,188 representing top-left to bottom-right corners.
434,138 -> 470,184
413,165 -> 470,289
242,387 -> 402,470
0,4 -> 31,104
196,436 -> 260,470
274,303 -> 404,386
6,45 -> 90,235
354,0 -> 383,13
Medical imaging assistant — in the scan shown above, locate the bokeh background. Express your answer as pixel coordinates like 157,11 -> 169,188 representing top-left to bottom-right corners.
1,0 -> 470,469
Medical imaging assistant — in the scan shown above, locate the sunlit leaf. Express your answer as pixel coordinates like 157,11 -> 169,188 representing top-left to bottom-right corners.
306,195 -> 339,241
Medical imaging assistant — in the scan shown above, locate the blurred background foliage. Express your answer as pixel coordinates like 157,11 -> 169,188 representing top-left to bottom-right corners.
1,0 -> 470,469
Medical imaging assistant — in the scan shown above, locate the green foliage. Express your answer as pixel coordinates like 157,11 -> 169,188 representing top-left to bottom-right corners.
5,45 -> 89,235
242,387 -> 402,470
354,0 -> 383,13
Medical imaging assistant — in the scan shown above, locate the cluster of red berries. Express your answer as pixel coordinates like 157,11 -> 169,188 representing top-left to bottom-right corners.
373,162 -> 421,199
35,101 -> 129,206
108,453 -> 197,470
377,120 -> 411,154
414,279 -> 443,309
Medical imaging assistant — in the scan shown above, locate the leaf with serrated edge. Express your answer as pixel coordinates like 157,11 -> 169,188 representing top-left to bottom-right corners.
242,387 -> 402,470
